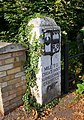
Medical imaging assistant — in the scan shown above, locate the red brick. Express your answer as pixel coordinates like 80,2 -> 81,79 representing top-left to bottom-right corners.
15,81 -> 23,88
15,71 -> 25,78
12,51 -> 25,57
16,86 -> 22,91
0,71 -> 6,78
7,67 -> 21,75
5,58 -> 14,64
22,85 -> 27,91
13,61 -> 24,68
0,64 -> 13,72
8,89 -> 16,95
0,74 -> 15,82
9,96 -> 22,105
7,77 -> 21,86
2,85 -> 13,93
0,60 -> 5,65
3,94 -> 16,103
7,103 -> 17,109
1,82 -> 7,88
17,99 -> 23,106
16,90 -> 22,96
3,101 -> 9,107
0,53 -> 12,60
2,92 -> 9,98
14,57 -> 19,62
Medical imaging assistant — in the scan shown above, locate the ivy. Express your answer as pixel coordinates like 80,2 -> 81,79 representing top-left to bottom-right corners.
76,83 -> 84,94
76,79 -> 84,95
16,15 -> 43,111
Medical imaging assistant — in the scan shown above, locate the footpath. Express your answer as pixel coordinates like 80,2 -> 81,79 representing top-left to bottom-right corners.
1,92 -> 84,120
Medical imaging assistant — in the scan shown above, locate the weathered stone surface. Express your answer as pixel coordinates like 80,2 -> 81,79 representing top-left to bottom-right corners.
0,71 -> 6,78
0,53 -> 12,60
28,17 -> 57,27
15,71 -> 25,78
4,58 -> 14,64
0,64 -> 13,72
7,67 -> 21,75
29,17 -> 61,105
0,42 -> 26,54
0,74 -> 15,82
1,82 -> 7,88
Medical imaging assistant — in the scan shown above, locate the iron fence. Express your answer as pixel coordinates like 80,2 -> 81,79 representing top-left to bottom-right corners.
62,39 -> 84,94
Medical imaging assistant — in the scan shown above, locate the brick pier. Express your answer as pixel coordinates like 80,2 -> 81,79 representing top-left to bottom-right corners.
0,42 -> 27,115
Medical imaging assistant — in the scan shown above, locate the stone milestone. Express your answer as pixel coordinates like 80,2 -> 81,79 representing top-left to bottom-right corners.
28,17 -> 61,104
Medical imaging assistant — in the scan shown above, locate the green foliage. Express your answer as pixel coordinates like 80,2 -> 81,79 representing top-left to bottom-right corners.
53,0 -> 84,41
76,78 -> 84,94
17,17 -> 42,111
0,0 -> 84,42
0,0 -> 54,42
44,98 -> 59,109
68,41 -> 82,76
0,0 -> 84,111
80,26 -> 84,33
22,89 -> 41,111
76,79 -> 84,94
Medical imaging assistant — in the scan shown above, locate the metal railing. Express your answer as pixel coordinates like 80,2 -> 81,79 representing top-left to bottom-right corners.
63,42 -> 84,94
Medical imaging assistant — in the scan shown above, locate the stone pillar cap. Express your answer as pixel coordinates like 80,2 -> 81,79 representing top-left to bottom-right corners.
28,17 -> 57,27
0,42 -> 26,54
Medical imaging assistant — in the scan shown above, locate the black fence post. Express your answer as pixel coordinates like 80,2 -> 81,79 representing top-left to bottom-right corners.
64,36 -> 69,94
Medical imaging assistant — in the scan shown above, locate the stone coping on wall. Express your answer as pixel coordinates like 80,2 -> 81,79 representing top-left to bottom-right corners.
0,42 -> 26,54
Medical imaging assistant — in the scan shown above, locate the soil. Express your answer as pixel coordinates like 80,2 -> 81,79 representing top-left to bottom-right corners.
0,92 -> 84,120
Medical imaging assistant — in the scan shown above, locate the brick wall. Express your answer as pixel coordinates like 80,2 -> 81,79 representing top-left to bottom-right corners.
0,42 -> 27,115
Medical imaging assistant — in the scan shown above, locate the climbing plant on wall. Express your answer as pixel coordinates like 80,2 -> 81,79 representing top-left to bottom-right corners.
0,0 -> 84,110
17,15 -> 44,110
